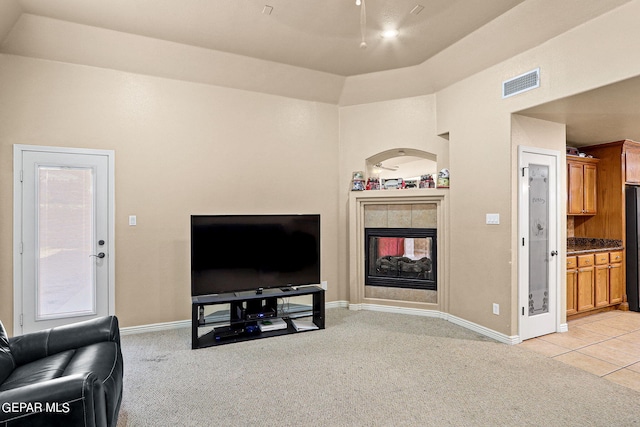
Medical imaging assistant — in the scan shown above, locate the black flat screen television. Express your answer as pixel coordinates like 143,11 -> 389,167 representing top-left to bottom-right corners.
190,214 -> 320,296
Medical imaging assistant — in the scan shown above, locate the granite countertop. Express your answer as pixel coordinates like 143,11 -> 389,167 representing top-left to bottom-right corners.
567,237 -> 624,255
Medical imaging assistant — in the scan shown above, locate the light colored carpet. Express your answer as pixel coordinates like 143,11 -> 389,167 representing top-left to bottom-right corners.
116,308 -> 640,426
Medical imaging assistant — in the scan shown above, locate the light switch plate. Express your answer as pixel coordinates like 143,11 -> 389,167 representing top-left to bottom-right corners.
129,215 -> 137,226
486,213 -> 500,225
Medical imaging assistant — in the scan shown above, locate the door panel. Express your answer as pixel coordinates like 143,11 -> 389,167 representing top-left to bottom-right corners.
519,147 -> 560,340
583,164 -> 597,214
15,145 -> 114,334
567,162 -> 584,214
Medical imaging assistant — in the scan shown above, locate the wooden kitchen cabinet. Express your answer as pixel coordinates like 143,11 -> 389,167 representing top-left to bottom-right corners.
609,251 -> 624,304
567,251 -> 624,316
566,256 -> 578,316
567,157 -> 598,215
576,254 -> 595,311
594,253 -> 610,308
575,140 -> 637,313
624,146 -> 640,184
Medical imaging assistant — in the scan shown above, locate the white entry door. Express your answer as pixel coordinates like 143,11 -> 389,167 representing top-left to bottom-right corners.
14,145 -> 115,334
518,146 -> 560,340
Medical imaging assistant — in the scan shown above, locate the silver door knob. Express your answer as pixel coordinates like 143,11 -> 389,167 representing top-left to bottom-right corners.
90,252 -> 106,259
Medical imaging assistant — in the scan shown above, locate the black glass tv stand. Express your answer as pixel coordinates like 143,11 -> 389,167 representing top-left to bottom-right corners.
191,286 -> 325,349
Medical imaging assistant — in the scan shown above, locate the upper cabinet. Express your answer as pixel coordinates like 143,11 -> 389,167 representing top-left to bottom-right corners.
576,139 -> 640,241
625,144 -> 640,184
567,156 -> 598,215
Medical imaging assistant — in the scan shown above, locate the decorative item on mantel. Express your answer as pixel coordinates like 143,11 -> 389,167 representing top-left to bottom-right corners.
382,178 -> 405,189
419,174 -> 435,188
437,168 -> 450,188
351,171 -> 365,191
366,177 -> 380,190
404,179 -> 417,188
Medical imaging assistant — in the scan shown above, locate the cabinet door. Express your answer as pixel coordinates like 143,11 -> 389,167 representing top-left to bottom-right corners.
594,265 -> 609,307
577,267 -> 595,311
568,162 -> 584,214
625,148 -> 640,184
609,262 -> 623,304
583,164 -> 597,214
566,269 -> 578,316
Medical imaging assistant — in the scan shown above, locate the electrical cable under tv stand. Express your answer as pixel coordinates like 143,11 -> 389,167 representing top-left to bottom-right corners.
191,286 -> 325,349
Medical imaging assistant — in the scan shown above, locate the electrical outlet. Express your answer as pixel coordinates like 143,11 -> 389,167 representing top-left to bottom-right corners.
492,303 -> 500,315
321,280 -> 328,291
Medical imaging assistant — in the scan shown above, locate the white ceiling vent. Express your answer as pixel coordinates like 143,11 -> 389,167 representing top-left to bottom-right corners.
502,68 -> 540,98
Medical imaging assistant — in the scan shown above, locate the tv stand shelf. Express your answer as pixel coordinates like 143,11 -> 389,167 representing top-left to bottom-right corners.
191,286 -> 325,349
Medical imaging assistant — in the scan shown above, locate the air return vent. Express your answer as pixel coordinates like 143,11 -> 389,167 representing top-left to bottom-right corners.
502,68 -> 540,98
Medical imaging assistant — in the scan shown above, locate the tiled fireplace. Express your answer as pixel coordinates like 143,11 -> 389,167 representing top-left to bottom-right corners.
349,190 -> 446,310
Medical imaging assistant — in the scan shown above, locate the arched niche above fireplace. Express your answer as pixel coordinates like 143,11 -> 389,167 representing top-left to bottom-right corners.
365,148 -> 438,184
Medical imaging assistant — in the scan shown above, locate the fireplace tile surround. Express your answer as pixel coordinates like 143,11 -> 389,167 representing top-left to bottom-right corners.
349,190 -> 447,310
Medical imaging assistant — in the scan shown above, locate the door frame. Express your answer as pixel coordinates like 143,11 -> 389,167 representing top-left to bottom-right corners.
518,145 -> 564,341
13,144 -> 116,335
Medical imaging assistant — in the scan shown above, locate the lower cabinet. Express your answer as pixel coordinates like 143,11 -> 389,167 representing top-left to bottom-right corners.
566,256 -> 578,316
609,251 -> 624,304
576,255 -> 595,312
594,253 -> 610,308
567,251 -> 624,316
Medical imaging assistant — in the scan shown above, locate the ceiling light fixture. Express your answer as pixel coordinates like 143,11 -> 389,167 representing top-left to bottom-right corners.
358,0 -> 367,49
374,162 -> 399,171
381,29 -> 399,39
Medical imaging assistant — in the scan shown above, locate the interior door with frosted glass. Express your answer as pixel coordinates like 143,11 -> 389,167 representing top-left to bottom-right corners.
518,147 -> 559,340
18,148 -> 112,334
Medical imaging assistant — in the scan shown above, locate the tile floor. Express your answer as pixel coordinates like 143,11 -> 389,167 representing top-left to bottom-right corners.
520,310 -> 640,393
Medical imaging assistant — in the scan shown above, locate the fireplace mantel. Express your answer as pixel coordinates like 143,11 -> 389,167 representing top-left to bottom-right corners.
349,189 -> 448,312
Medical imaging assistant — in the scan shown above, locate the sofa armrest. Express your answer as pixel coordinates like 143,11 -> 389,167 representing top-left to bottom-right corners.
0,373 -> 108,427
9,316 -> 120,367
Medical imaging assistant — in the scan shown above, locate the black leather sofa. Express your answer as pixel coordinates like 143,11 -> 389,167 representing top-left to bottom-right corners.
0,316 -> 123,427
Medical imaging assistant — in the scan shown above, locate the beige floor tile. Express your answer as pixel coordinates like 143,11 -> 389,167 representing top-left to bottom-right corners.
604,368 -> 640,392
616,329 -> 640,343
563,325 -> 609,345
596,315 -> 640,332
577,341 -> 640,367
573,321 -> 628,337
521,311 -> 640,394
519,338 -> 571,357
603,337 -> 640,356
553,352 -> 620,377
538,331 -> 592,350
570,311 -> 622,325
627,362 -> 640,374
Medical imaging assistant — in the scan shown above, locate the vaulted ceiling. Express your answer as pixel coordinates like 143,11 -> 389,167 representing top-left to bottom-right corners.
0,0 -> 639,145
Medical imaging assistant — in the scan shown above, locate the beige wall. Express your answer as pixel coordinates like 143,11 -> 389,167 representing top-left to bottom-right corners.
511,115 -> 568,328
0,54 -> 340,332
2,1 -> 640,339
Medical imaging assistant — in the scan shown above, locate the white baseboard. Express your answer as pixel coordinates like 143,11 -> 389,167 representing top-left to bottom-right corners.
120,319 -> 191,336
348,303 -> 519,345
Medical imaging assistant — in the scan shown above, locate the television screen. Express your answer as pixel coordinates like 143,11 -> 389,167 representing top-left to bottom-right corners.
190,214 -> 320,296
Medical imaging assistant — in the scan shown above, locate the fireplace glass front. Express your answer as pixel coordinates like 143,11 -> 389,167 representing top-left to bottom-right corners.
365,228 -> 437,290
